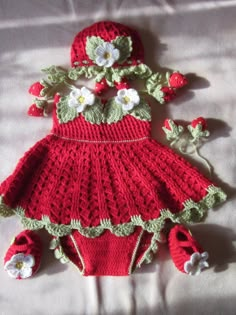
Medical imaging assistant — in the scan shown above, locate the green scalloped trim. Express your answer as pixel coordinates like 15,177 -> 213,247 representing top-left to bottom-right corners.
3,185 -> 226,239
68,64 -> 152,87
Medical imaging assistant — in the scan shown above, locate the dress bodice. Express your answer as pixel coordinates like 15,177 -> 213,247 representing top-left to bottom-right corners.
51,98 -> 151,142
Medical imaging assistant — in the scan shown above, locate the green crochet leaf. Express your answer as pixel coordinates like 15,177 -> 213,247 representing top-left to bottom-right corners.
68,67 -> 86,80
118,64 -> 152,80
56,96 -> 78,124
41,66 -> 67,84
34,99 -> 47,109
54,248 -> 63,259
104,99 -> 126,124
130,100 -> 151,121
146,73 -> 165,104
188,125 -> 210,142
82,101 -> 103,125
0,196 -> 14,217
40,79 -> 52,97
112,36 -> 132,64
86,36 -> 105,62
49,238 -> 59,250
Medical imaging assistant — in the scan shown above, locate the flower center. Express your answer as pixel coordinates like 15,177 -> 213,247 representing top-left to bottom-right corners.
103,52 -> 111,60
123,96 -> 130,104
15,261 -> 24,270
77,96 -> 85,104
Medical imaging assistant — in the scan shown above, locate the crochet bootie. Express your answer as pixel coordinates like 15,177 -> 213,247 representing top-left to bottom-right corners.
168,225 -> 209,276
4,230 -> 42,279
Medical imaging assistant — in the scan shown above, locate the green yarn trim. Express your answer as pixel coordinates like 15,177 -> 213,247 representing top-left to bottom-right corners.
0,196 -> 14,217
41,66 -> 68,85
146,73 -> 165,104
56,95 -> 151,125
68,64 -> 152,87
3,185 -> 226,239
49,237 -> 69,264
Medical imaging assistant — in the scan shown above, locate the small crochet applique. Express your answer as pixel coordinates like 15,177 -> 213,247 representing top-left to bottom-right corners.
162,117 -> 213,176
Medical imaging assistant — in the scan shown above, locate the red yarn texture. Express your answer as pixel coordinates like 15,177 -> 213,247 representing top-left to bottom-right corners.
4,230 -> 42,278
0,105 -> 213,228
61,227 -> 154,276
168,225 -> 203,273
71,21 -> 144,67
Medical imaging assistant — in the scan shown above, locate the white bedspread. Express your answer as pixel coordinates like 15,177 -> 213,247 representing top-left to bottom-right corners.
0,1 -> 236,314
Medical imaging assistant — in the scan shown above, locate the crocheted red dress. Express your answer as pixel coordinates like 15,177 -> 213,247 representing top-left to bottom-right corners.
0,21 -> 226,276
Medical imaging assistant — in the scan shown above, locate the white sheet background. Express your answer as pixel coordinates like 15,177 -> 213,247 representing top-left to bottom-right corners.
0,1 -> 236,314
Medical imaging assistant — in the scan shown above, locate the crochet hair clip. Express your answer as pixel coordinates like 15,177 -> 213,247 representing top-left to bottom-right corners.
163,117 -> 212,175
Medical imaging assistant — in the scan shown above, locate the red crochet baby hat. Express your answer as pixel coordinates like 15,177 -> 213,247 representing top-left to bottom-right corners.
71,20 -> 144,68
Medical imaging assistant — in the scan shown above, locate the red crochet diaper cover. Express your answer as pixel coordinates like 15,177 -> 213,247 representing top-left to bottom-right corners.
0,21 -> 226,277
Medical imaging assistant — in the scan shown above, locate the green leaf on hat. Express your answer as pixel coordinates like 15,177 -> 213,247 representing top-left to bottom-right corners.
112,36 -> 132,64
86,36 -> 106,62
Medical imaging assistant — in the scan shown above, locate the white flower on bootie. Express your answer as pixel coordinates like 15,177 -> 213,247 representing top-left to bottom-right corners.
95,42 -> 120,67
4,253 -> 35,279
115,88 -> 140,111
184,252 -> 209,276
68,87 -> 95,113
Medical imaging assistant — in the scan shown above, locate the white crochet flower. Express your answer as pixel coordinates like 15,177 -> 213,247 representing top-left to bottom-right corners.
68,87 -> 95,113
95,42 -> 120,68
115,88 -> 140,111
184,252 -> 209,276
4,253 -> 35,279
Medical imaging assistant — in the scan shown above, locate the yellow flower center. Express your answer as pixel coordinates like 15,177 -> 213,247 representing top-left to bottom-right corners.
78,96 -> 85,104
15,261 -> 24,270
123,96 -> 130,104
103,52 -> 111,59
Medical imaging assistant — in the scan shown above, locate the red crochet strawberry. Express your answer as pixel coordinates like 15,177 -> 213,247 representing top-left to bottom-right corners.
164,118 -> 173,130
27,104 -> 44,117
28,81 -> 45,97
191,117 -> 207,130
115,80 -> 130,90
161,87 -> 176,102
169,73 -> 187,88
27,100 -> 48,117
94,78 -> 109,95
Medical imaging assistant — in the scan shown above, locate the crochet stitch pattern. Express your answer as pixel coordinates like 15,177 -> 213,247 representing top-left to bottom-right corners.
0,21 -> 226,277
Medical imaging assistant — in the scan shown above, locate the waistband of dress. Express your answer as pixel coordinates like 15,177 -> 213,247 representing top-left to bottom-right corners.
50,133 -> 150,144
